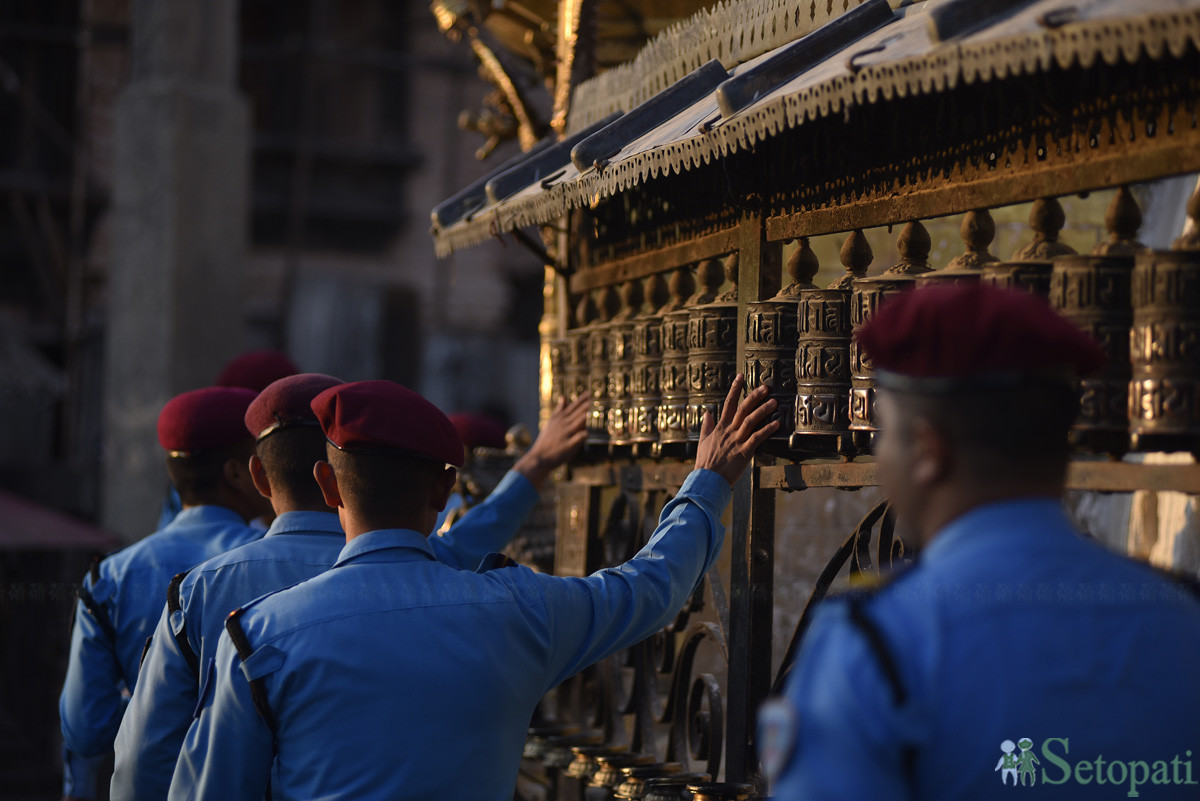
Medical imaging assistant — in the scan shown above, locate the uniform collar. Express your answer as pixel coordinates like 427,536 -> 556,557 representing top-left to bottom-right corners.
333,528 -> 438,568
919,496 -> 1068,566
169,505 -> 247,529
264,510 -> 344,538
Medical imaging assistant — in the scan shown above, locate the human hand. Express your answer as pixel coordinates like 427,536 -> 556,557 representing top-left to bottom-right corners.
694,375 -> 779,486
513,394 -> 590,488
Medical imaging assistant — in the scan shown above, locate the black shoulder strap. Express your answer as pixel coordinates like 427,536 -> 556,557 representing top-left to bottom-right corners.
845,595 -> 919,781
77,584 -> 116,643
845,595 -> 906,705
224,608 -> 279,737
167,571 -> 201,678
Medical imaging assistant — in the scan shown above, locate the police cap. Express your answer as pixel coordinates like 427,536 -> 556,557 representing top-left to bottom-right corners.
310,380 -> 465,467
858,283 -> 1104,393
158,387 -> 258,455
245,373 -> 344,441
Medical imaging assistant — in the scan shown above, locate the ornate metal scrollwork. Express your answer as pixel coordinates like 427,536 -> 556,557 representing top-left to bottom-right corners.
772,499 -> 910,694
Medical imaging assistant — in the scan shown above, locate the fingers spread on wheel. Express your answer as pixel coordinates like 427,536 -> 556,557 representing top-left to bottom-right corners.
719,374 -> 746,429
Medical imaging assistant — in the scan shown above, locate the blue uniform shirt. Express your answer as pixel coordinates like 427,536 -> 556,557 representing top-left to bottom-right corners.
765,498 -> 1200,801
168,469 -> 729,801
59,506 -> 261,799
113,469 -> 539,801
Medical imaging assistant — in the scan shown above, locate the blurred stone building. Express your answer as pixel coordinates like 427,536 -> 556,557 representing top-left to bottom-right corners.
0,0 -> 542,794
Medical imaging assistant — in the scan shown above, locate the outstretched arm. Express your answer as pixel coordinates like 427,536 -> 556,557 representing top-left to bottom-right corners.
430,395 -> 589,570
536,377 -> 778,686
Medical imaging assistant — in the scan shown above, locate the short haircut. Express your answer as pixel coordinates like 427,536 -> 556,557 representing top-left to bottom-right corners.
165,440 -> 255,506
325,443 -> 446,521
889,379 -> 1079,484
255,426 -> 328,507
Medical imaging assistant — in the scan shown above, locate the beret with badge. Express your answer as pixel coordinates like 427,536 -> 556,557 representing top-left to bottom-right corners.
310,380 -> 465,467
857,283 -> 1105,394
157,387 -> 259,456
244,373 -> 344,441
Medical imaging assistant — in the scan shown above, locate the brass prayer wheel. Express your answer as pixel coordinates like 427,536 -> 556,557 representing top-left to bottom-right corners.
686,300 -> 738,441
744,299 -> 798,442
658,307 -> 693,450
630,315 -> 663,449
587,321 -> 613,445
1129,248 -> 1200,453
849,276 -> 914,448
981,259 -> 1054,297
606,318 -> 637,447
631,274 -> 670,452
548,337 -> 569,409
1050,253 -> 1134,453
564,329 -> 591,403
792,288 -> 852,452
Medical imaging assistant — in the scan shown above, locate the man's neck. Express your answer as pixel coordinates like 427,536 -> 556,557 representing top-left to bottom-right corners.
916,479 -> 1064,549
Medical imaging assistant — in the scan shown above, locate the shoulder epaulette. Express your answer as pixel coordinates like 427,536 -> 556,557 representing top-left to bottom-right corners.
167,570 -> 200,677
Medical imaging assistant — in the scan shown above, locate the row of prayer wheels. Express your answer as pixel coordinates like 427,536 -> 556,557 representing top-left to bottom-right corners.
522,725 -> 755,800
552,187 -> 1200,457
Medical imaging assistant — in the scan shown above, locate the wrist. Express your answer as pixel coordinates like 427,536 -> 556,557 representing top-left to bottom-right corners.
513,451 -> 553,489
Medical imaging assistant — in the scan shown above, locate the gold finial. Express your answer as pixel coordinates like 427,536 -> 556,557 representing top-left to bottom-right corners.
829,229 -> 872,289
688,258 -> 726,305
886,221 -> 933,275
774,237 -> 820,298
1092,186 -> 1146,256
1013,197 -> 1076,260
661,264 -> 696,313
946,209 -> 999,270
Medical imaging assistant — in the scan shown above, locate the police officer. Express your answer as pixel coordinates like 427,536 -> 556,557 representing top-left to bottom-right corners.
157,350 -> 300,530
111,375 -> 590,801
60,387 -> 270,800
761,284 -> 1200,800
168,376 -> 777,801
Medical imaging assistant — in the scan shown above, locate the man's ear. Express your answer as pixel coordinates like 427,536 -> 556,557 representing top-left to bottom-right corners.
249,454 -> 272,499
313,460 -> 343,509
909,415 -> 951,489
223,456 -> 256,495
431,466 -> 457,513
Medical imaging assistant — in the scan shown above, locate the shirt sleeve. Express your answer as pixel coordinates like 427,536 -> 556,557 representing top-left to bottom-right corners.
533,468 -> 730,690
767,602 -> 917,801
168,633 -> 274,801
111,603 -> 200,801
60,572 -> 125,800
428,469 -> 539,570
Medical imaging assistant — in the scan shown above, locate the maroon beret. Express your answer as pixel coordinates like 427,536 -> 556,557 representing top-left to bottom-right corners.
310,380 -> 465,467
245,373 -> 344,440
449,412 -> 508,450
216,350 -> 300,392
158,387 -> 258,454
858,284 -> 1105,392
